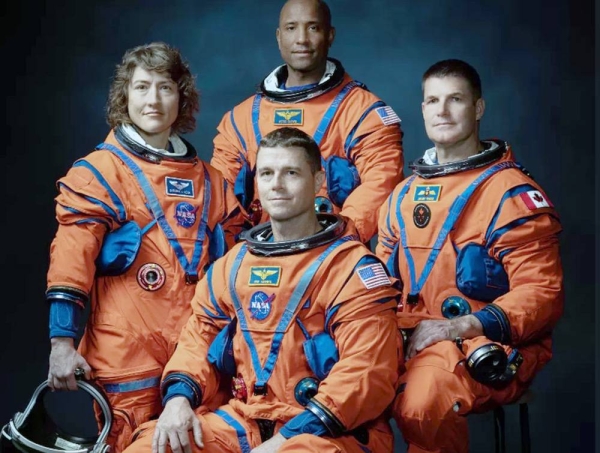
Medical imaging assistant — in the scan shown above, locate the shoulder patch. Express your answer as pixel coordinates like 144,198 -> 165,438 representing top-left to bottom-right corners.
375,106 -> 401,126
519,190 -> 553,210
356,263 -> 391,289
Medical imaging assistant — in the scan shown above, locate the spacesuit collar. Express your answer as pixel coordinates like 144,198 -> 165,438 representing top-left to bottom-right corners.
114,124 -> 198,164
243,214 -> 347,256
259,58 -> 346,103
409,139 -> 507,178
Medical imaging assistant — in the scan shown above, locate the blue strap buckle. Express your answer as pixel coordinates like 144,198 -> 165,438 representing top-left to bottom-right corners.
253,383 -> 267,396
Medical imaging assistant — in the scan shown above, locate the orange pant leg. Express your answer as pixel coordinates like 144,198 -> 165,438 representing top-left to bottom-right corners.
278,420 -> 394,453
123,406 -> 264,453
393,340 -> 526,453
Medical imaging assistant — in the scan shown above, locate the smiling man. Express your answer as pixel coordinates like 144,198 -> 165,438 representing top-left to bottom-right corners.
210,0 -> 403,243
377,59 -> 564,453
123,127 -> 400,453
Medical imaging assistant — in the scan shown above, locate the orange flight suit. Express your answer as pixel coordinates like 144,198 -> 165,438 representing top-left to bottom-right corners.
211,59 -> 404,242
125,217 -> 400,453
46,129 -> 244,452
377,141 -> 563,453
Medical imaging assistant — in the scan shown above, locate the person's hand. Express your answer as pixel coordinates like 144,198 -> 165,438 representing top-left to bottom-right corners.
48,337 -> 92,391
406,315 -> 483,360
152,397 -> 203,453
249,433 -> 286,453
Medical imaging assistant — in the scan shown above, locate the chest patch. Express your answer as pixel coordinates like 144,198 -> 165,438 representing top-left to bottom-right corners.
413,203 -> 431,228
274,108 -> 304,126
248,267 -> 281,287
165,177 -> 195,198
249,291 -> 276,321
413,185 -> 442,202
174,202 -> 198,228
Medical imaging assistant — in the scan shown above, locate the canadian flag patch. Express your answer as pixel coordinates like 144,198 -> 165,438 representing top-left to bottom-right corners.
519,190 -> 553,210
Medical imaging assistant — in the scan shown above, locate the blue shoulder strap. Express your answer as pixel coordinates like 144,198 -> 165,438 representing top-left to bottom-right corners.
396,162 -> 519,302
97,143 -> 211,283
228,236 -> 355,394
251,94 -> 263,147
313,81 -> 363,146
213,409 -> 251,453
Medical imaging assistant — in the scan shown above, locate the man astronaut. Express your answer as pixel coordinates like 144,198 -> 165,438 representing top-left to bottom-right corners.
123,127 -> 400,453
210,0 -> 404,243
377,59 -> 563,453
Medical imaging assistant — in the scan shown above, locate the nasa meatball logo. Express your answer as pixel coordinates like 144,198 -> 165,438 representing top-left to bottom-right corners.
413,203 -> 431,228
249,291 -> 275,321
174,202 -> 198,228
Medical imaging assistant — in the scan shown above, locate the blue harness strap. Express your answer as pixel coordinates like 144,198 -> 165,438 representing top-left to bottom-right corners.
213,409 -> 252,453
251,94 -> 263,146
97,143 -> 212,282
228,236 -> 355,395
103,376 -> 160,393
313,81 -> 362,146
395,162 -> 519,302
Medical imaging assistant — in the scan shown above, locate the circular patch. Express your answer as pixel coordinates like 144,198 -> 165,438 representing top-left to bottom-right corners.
137,263 -> 166,291
248,199 -> 263,226
314,196 -> 333,213
232,374 -> 248,402
294,377 -> 318,406
441,296 -> 472,319
249,291 -> 274,321
413,203 -> 431,228
174,202 -> 198,228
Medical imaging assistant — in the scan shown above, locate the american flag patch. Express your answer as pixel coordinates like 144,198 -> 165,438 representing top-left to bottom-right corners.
375,106 -> 401,126
357,263 -> 391,289
519,190 -> 553,210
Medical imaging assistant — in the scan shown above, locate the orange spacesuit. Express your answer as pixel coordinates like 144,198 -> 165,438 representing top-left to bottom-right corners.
377,140 -> 563,453
125,215 -> 400,453
46,127 -> 243,451
211,58 -> 404,242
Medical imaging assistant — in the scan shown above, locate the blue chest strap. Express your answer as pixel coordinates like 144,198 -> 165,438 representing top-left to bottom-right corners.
395,162 -> 519,304
97,143 -> 211,283
228,236 -> 355,395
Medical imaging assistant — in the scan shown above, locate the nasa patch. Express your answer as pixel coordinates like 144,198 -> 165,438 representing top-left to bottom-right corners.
174,202 -> 199,228
249,291 -> 275,321
165,177 -> 194,198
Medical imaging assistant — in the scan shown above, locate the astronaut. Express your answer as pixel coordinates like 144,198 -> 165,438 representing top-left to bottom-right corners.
377,59 -> 563,453
210,0 -> 404,243
123,127 -> 400,453
46,42 -> 244,453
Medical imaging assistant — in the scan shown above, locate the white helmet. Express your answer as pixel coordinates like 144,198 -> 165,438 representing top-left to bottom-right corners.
1,378 -> 112,453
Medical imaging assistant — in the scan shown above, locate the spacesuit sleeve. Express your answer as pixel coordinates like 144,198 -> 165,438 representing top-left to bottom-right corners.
214,169 -> 246,247
161,259 -> 230,407
211,108 -> 247,187
339,102 -> 404,242
472,188 -> 563,345
375,188 -> 401,272
303,253 -> 400,435
47,159 -> 124,299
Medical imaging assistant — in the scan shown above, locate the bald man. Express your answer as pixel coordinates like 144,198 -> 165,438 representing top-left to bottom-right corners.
211,0 -> 404,244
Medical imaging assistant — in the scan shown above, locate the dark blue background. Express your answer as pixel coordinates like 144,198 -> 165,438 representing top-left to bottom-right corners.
1,1 -> 595,452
